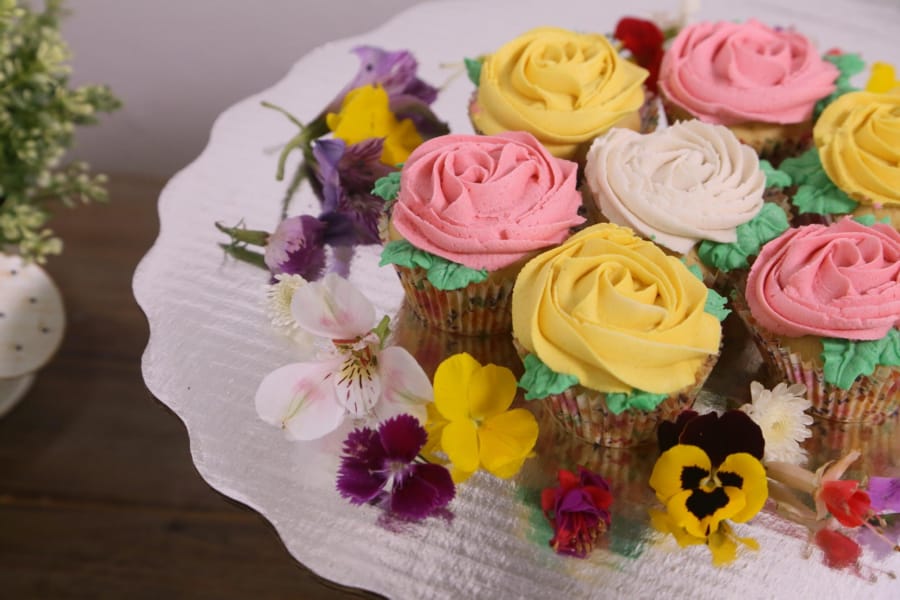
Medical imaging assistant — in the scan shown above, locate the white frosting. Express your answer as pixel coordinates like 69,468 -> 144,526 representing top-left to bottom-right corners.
584,120 -> 766,254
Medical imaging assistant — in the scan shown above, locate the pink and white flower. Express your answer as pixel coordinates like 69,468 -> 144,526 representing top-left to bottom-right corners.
255,273 -> 432,440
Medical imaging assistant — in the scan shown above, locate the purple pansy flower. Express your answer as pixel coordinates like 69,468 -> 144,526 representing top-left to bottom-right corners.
337,414 -> 454,521
263,215 -> 326,280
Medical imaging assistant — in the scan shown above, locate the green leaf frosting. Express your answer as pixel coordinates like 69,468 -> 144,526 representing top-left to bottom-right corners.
372,171 -> 402,208
821,329 -> 900,390
780,149 -> 859,215
852,214 -> 891,226
518,354 -> 579,401
606,389 -> 668,415
814,53 -> 865,118
379,240 -> 488,291
685,264 -> 731,321
759,159 -> 792,188
464,57 -> 483,86
696,203 -> 790,272
425,260 -> 488,290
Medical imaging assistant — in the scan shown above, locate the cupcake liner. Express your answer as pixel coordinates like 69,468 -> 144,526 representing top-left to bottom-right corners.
392,264 -> 515,335
732,292 -> 900,424
803,416 -> 900,475
526,350 -> 719,448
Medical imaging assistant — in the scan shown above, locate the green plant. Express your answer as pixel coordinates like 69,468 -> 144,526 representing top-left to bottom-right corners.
0,0 -> 120,261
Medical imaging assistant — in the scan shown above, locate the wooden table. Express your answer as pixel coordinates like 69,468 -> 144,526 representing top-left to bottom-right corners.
0,176 -> 377,598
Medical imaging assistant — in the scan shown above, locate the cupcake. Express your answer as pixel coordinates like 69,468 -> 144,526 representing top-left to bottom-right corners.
583,120 -> 790,288
468,27 -> 650,163
780,89 -> 900,229
736,218 -> 900,423
512,223 -> 724,447
659,20 -> 839,163
379,131 -> 584,335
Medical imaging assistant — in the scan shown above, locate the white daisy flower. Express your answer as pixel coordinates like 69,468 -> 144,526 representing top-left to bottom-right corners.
741,381 -> 813,465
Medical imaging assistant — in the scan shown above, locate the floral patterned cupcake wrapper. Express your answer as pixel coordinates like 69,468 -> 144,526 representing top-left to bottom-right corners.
732,292 -> 900,424
392,264 -> 514,335
532,352 -> 718,449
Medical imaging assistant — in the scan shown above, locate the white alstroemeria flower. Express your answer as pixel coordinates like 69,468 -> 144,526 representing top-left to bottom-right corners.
255,273 -> 432,441
741,381 -> 813,465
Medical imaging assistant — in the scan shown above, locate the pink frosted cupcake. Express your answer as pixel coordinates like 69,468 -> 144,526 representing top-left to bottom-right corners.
659,20 -> 840,162
736,218 -> 900,423
379,131 -> 584,335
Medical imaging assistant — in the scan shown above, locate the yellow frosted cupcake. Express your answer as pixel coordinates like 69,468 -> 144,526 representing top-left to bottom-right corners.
512,223 -> 725,447
468,27 -> 649,163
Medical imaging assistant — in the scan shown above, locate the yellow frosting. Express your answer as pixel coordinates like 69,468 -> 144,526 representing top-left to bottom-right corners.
512,223 -> 721,394
814,89 -> 900,207
471,27 -> 647,160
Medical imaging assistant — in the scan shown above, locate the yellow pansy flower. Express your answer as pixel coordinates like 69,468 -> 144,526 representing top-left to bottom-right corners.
325,84 -> 422,165
428,353 -> 539,483
865,62 -> 900,93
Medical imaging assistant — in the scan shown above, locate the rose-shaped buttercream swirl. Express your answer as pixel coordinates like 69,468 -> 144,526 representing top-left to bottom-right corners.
659,20 -> 838,125
471,27 -> 647,159
814,89 -> 900,207
391,131 -> 584,271
585,121 -> 766,254
746,218 -> 900,340
513,223 -> 721,394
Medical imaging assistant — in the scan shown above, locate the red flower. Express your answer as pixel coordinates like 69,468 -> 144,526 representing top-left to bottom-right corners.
541,467 -> 613,557
614,17 -> 665,93
814,528 -> 862,569
821,479 -> 872,528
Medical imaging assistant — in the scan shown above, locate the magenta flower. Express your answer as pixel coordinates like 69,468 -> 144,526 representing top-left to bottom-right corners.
337,414 -> 455,520
541,467 -> 613,557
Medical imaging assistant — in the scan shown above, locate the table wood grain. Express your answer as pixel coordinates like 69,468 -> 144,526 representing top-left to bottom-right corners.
0,176 -> 378,599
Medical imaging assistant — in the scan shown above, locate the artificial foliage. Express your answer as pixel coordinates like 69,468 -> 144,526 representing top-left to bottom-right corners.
0,0 -> 119,261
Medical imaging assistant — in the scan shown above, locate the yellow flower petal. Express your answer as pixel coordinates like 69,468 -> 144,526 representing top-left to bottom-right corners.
467,362 -> 518,419
717,452 -> 768,523
649,444 -> 711,504
450,466 -> 475,484
441,419 -> 480,474
478,408 -> 539,478
666,486 -> 745,539
423,403 -> 449,459
649,508 -> 707,549
866,62 -> 900,93
433,353 -> 480,421
707,522 -> 759,566
325,84 -> 422,165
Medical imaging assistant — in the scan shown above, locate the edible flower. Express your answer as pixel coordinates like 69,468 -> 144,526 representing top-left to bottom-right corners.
541,467 -> 613,557
326,85 -> 423,166
740,381 -> 813,465
613,17 -> 665,92
336,414 -> 455,520
427,353 -> 539,483
254,273 -> 432,440
865,62 -> 899,93
650,410 -> 768,564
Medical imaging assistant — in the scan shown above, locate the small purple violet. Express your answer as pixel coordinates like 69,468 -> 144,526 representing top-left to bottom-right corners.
263,215 -> 326,280
337,414 -> 455,521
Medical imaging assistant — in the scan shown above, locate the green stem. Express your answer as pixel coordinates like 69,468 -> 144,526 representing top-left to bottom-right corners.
215,221 -> 270,246
218,243 -> 267,270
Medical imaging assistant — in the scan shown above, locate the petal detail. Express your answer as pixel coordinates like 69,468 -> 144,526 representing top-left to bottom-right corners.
254,361 -> 346,441
378,414 -> 426,463
718,452 -> 768,523
332,358 -> 382,417
291,272 -> 375,339
433,352 -> 480,421
379,346 -> 433,414
441,419 -> 480,474
478,409 -> 539,478
667,486 -> 745,539
467,362 -> 519,419
650,445 -> 711,504
390,463 -> 455,519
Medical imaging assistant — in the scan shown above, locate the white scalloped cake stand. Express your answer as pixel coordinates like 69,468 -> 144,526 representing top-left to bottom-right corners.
134,1 -> 900,597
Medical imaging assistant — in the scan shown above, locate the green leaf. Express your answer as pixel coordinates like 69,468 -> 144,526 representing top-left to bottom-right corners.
464,57 -> 483,86
821,329 -> 900,389
685,263 -> 731,321
425,258 -> 488,290
814,53 -> 865,118
378,239 -> 435,269
696,203 -> 789,272
372,170 -> 402,207
518,354 -> 579,401
852,214 -> 892,226
606,389 -> 668,415
780,149 -> 859,215
759,159 -> 792,188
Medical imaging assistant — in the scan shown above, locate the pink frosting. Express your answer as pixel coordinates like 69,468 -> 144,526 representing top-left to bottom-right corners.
746,218 -> 900,340
660,20 -> 839,125
391,131 -> 584,270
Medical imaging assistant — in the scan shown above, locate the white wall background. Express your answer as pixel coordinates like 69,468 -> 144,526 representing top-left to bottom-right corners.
62,0 -> 428,178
